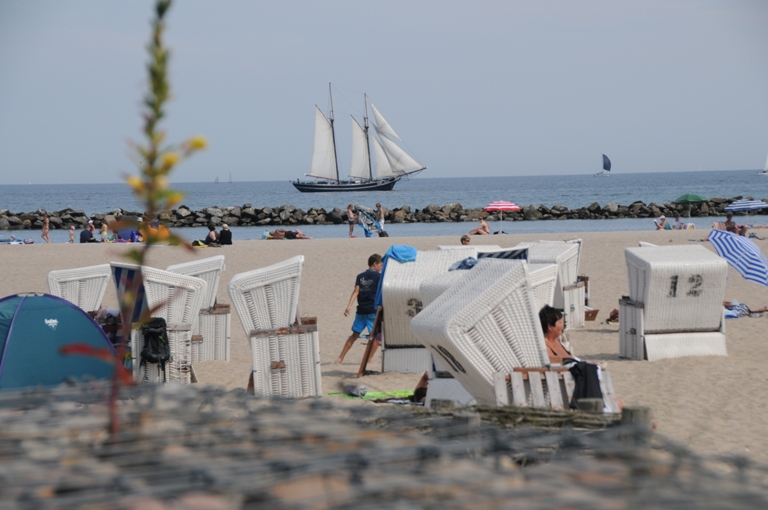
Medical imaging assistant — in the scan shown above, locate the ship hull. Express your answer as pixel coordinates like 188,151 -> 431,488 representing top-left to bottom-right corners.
291,177 -> 401,192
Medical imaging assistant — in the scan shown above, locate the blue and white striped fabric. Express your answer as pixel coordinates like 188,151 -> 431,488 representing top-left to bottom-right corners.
111,264 -> 148,324
724,199 -> 768,212
477,247 -> 528,260
708,229 -> 768,286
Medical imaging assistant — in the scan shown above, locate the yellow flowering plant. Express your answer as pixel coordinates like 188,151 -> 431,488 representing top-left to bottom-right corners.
64,0 -> 207,435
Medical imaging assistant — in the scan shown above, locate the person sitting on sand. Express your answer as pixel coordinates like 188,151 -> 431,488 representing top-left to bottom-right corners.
671,213 -> 685,230
725,213 -> 748,236
269,228 -> 311,240
654,215 -> 670,230
218,223 -> 232,245
469,219 -> 490,235
337,253 -> 383,364
203,224 -> 219,246
460,234 -> 471,245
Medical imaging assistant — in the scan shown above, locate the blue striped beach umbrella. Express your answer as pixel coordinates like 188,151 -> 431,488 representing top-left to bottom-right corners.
724,199 -> 768,212
707,229 -> 768,286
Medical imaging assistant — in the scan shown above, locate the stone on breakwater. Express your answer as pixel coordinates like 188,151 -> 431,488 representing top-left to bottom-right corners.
1,198 -> 765,230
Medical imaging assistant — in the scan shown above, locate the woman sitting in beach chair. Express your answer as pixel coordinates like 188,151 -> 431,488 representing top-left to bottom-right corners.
539,305 -> 575,362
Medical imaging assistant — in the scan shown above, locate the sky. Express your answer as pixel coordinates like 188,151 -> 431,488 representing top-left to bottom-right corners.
1,0 -> 767,185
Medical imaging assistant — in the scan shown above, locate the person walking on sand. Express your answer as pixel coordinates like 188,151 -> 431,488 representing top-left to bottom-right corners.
41,215 -> 50,244
347,204 -> 357,237
336,253 -> 383,364
68,226 -> 75,243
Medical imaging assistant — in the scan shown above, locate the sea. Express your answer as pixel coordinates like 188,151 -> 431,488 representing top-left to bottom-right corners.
2,169 -> 768,243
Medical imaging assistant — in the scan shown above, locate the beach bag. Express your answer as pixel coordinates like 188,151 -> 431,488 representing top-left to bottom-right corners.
140,317 -> 170,382
378,231 -> 389,237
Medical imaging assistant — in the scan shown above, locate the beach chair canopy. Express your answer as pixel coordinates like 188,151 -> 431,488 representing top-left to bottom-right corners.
0,293 -> 115,390
47,264 -> 111,312
166,255 -> 226,309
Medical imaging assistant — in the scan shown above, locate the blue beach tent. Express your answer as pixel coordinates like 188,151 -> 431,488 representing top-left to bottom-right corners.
0,293 -> 115,390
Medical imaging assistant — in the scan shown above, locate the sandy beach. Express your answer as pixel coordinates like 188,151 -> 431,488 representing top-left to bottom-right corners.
2,229 -> 767,464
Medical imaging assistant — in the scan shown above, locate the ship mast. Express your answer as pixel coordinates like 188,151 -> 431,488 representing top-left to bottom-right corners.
328,83 -> 340,184
363,93 -> 374,180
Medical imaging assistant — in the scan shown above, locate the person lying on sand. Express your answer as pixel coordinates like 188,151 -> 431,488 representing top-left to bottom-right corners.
269,229 -> 311,240
724,300 -> 768,318
469,219 -> 490,235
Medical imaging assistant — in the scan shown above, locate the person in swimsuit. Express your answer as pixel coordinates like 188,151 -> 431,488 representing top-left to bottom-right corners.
269,229 -> 311,240
539,305 -> 573,362
347,204 -> 357,237
203,224 -> 218,245
725,213 -> 748,236
41,215 -> 50,244
376,203 -> 385,232
68,225 -> 75,243
469,219 -> 490,235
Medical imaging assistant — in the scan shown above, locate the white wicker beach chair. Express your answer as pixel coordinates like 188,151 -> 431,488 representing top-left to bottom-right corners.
140,266 -> 208,325
381,250 -> 479,348
514,241 -> 582,328
166,255 -> 230,363
411,259 -> 549,405
493,366 -> 620,413
166,255 -> 225,310
132,323 -> 193,384
380,249 -> 480,373
620,245 -> 728,361
527,263 -> 558,311
47,264 -> 111,312
228,256 -> 321,398
228,255 -> 303,332
246,319 -> 322,398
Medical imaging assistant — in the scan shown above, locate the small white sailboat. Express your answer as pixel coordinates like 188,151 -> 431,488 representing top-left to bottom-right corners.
594,154 -> 611,176
758,151 -> 768,176
292,84 -> 426,192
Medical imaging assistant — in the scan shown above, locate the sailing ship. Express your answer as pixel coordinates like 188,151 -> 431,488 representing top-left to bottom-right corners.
594,154 -> 611,177
291,84 -> 426,192
758,151 -> 768,176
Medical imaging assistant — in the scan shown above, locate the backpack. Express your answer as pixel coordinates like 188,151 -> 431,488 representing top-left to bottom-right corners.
140,317 -> 171,381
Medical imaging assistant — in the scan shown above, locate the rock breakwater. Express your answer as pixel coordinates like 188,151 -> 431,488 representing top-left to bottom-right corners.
0,197 -> 763,230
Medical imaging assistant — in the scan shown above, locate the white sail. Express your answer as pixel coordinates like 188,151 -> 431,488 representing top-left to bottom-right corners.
370,135 -> 397,178
764,150 -> 768,172
374,126 -> 425,174
369,102 -> 402,141
349,117 -> 371,180
308,106 -> 337,180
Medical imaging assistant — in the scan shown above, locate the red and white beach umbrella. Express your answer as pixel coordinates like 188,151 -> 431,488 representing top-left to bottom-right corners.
484,201 -> 521,233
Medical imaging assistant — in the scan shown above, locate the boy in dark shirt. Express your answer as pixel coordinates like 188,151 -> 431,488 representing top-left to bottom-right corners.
336,253 -> 383,364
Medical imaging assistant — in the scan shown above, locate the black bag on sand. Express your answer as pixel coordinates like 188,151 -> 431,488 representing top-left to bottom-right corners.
378,231 -> 389,237
140,317 -> 171,382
